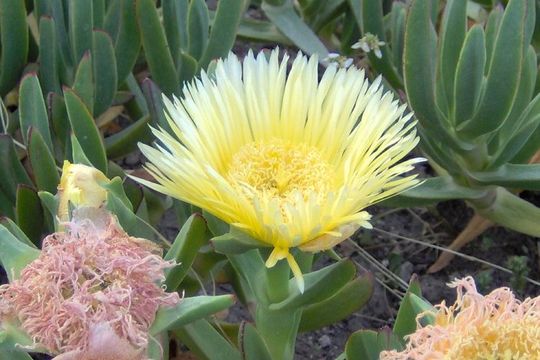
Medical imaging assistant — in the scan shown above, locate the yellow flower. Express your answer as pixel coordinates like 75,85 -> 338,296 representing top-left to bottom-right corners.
136,49 -> 421,291
381,277 -> 540,360
57,161 -> 109,221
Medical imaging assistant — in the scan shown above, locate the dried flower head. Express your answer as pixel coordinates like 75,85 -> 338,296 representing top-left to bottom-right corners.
0,209 -> 179,359
136,49 -> 421,291
381,277 -> 540,360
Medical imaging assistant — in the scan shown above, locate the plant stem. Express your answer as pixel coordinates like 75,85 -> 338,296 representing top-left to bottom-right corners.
255,305 -> 302,360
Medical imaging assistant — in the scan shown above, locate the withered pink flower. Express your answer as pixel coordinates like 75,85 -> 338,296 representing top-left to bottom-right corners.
0,209 -> 179,359
381,277 -> 540,360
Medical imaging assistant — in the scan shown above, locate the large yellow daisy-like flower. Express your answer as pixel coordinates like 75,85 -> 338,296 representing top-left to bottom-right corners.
137,49 -> 421,291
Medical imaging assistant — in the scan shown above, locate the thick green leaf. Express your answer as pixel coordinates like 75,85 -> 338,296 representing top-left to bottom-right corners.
408,293 -> 435,324
113,0 -> 141,84
269,260 -> 356,310
164,213 -> 208,291
239,322 -> 272,360
494,114 -> 540,167
299,274 -> 373,332
345,330 -> 380,360
64,87 -> 108,173
177,52 -> 199,85
70,133 -> 93,167
146,331 -> 169,360
104,0 -> 122,39
51,0 -> 73,79
136,0 -> 179,96
484,7 -> 503,72
393,276 -> 424,340
28,128 -> 60,193
163,0 -> 189,61
389,2 -> 406,75
93,0 -> 105,28
141,78 -> 169,130
437,0 -> 467,115
458,0 -> 529,138
103,179 -> 167,242
0,135 -> 33,204
37,191 -> 59,224
72,53 -> 94,113
0,0 -> 28,96
203,210 -> 229,237
0,190 -> 14,218
474,187 -> 540,241
491,46 -> 538,161
33,0 -> 50,20
199,0 -> 245,68
233,16 -> 292,45
361,0 -> 403,89
381,176 -> 488,207
92,30 -> 117,116
262,0 -> 328,57
404,0 -> 465,151
0,322 -> 34,359
69,0 -> 93,63
306,0 -> 346,32
124,73 -> 149,118
174,319 -> 242,360
345,328 -> 403,360
229,251 -> 269,303
104,115 -> 151,158
48,92 -> 70,151
150,295 -> 235,334
512,120 -> 540,164
211,227 -> 266,254
15,185 -> 44,246
0,224 -> 40,281
0,217 -> 35,248
187,0 -> 209,60
38,16 -> 61,95
470,164 -> 540,191
18,74 -> 54,150
453,25 -> 486,126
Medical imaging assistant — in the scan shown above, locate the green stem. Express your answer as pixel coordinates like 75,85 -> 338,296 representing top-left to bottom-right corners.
255,305 -> 302,360
230,249 -> 303,360
265,256 -> 290,303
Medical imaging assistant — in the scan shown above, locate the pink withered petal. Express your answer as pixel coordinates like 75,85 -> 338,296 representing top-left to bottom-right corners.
381,276 -> 540,359
0,209 -> 180,358
53,322 -> 145,360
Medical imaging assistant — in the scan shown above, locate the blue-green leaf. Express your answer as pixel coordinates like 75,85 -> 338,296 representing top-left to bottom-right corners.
262,0 -> 328,57
164,213 -> 208,291
187,0 -> 209,60
0,0 -> 28,96
64,87 -> 108,173
453,25 -> 486,126
150,295 -> 235,335
19,74 -> 54,151
0,225 -> 40,281
92,30 -> 117,116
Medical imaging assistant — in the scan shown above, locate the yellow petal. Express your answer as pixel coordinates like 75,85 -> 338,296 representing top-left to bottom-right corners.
57,161 -> 110,221
299,221 -> 366,252
264,247 -> 305,293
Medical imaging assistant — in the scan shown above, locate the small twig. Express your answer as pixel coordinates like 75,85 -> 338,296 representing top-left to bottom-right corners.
373,227 -> 540,287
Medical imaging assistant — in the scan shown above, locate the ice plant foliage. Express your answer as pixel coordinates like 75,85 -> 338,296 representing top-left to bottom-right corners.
57,161 -> 110,221
0,210 -> 179,359
137,49 -> 421,290
381,277 -> 540,360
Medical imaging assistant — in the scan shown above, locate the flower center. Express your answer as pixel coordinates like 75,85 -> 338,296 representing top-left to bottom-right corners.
227,138 -> 332,200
